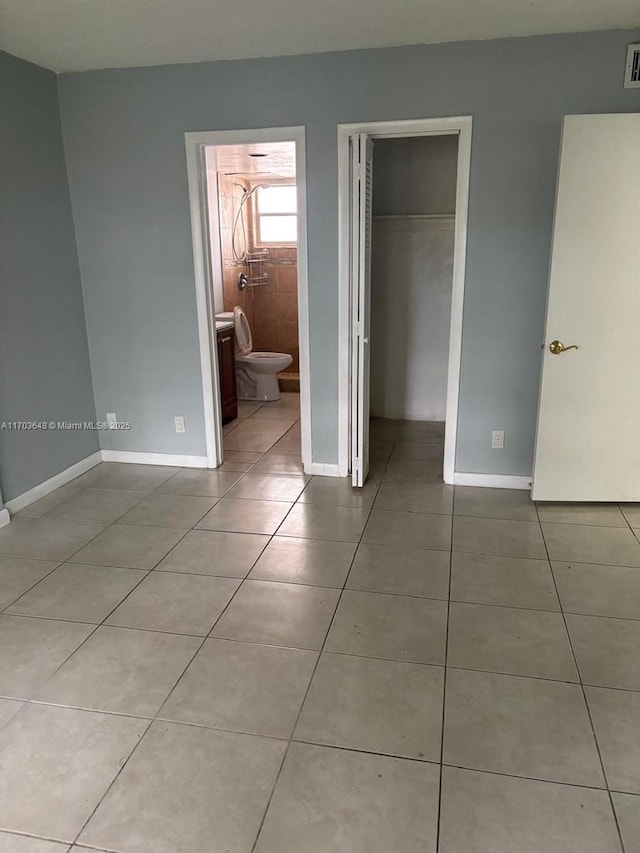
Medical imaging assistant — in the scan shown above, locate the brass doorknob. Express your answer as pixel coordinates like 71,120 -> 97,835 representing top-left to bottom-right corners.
549,340 -> 579,355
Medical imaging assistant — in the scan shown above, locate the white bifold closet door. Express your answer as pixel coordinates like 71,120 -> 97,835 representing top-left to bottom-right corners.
532,114 -> 640,501
350,133 -> 374,487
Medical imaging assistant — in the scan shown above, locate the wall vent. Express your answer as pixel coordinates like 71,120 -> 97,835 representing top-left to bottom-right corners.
624,43 -> 640,89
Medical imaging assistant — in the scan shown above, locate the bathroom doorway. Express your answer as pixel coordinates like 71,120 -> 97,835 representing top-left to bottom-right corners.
337,117 -> 472,486
185,128 -> 311,474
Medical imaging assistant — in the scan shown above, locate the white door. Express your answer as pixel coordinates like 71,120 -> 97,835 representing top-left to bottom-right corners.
532,114 -> 640,502
350,134 -> 374,487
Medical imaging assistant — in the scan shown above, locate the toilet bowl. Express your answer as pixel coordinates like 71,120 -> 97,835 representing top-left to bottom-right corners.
224,306 -> 293,401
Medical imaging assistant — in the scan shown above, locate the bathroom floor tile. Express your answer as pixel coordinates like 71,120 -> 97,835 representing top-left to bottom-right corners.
450,552 -> 559,610
69,523 -> 185,569
254,742 -> 440,853
118,493 -> 217,529
0,517 -> 107,561
443,668 -> 604,787
325,590 -> 447,664
552,561 -> 640,619
105,571 -> 240,635
295,652 -> 444,761
251,453 -> 306,475
454,487 -> 537,521
453,516 -> 547,559
566,613 -> 640,690
157,468 -> 243,496
297,476 -> 379,508
0,703 -> 146,841
224,432 -> 279,453
45,488 -> 147,522
221,449 -> 263,466
586,686 -> 640,794
613,793 -> 640,853
211,580 -> 340,650
439,766 -> 622,853
277,503 -> 369,542
36,625 -> 200,716
346,543 -> 450,599
226,473 -> 307,502
363,510 -> 452,550
249,536 -> 356,587
161,638 -> 317,738
232,418 -> 291,437
542,522 -> 640,566
79,722 -> 286,853
196,498 -> 293,535
0,556 -> 59,610
155,529 -> 269,577
374,481 -> 453,515
0,615 -> 93,698
447,602 -> 578,681
5,563 -> 146,623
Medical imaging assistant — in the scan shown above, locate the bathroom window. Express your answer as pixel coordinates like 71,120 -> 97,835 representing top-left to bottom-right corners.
256,185 -> 297,244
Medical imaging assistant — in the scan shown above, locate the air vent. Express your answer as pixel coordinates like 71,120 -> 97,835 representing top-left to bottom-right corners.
624,43 -> 640,89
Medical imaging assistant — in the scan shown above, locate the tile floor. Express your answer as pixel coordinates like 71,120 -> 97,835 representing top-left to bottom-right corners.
0,397 -> 639,851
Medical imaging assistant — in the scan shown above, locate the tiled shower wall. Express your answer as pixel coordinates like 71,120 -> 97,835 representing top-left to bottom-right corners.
218,174 -> 254,327
217,175 -> 298,374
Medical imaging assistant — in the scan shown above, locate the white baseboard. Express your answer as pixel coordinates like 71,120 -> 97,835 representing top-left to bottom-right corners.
101,450 -> 209,468
5,449 -> 212,517
306,462 -> 342,478
5,451 -> 103,514
453,472 -> 532,490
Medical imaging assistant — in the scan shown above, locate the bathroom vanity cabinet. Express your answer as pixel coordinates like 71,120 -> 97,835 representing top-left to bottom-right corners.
216,325 -> 238,422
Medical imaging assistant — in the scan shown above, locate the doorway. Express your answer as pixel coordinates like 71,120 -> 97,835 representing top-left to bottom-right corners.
337,117 -> 472,486
184,127 -> 311,473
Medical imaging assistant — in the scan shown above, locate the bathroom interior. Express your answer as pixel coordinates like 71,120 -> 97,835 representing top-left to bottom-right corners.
368,134 -> 458,478
205,141 -> 303,474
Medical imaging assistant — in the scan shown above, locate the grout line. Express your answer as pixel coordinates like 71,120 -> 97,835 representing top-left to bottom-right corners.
435,459 -> 455,853
248,420 -> 389,853
537,502 -> 628,853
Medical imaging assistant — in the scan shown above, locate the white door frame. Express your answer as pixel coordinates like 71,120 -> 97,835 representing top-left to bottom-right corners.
185,126 -> 312,471
337,116 -> 473,484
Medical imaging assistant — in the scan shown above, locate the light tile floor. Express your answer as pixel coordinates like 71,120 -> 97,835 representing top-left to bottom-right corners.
0,399 -> 639,851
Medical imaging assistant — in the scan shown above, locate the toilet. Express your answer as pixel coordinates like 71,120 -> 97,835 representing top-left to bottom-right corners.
221,307 -> 293,401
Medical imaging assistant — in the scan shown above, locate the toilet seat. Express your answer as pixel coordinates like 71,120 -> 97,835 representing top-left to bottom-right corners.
233,306 -> 253,355
231,306 -> 293,400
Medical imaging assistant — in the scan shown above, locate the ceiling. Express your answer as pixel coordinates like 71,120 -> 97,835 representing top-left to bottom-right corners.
0,0 -> 637,73
208,142 -> 296,180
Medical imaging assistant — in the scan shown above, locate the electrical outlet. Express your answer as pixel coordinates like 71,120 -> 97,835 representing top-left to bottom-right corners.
174,416 -> 186,434
491,430 -> 505,449
106,412 -> 118,429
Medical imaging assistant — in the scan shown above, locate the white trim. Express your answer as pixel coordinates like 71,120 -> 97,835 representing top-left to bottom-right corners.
307,462 -> 341,477
337,116 -> 473,485
184,127 -> 312,475
101,450 -> 209,467
454,472 -> 532,490
0,508 -> 10,528
185,135 -> 224,468
5,451 -> 103,514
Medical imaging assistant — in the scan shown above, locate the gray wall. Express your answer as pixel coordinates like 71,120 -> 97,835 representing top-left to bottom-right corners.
0,51 -> 97,501
373,136 -> 458,216
57,30 -> 640,475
